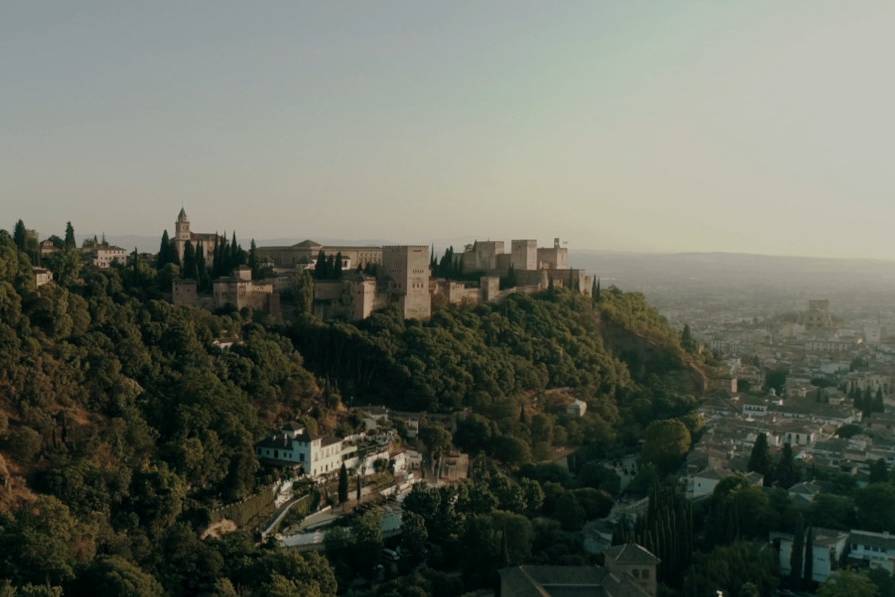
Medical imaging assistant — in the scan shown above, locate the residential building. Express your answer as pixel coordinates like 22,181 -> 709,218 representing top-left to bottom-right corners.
685,468 -> 762,500
771,527 -> 849,582
92,245 -> 127,269
787,480 -> 823,505
498,543 -> 658,597
33,267 -> 53,287
849,530 -> 895,572
603,543 -> 661,597
254,425 -> 344,478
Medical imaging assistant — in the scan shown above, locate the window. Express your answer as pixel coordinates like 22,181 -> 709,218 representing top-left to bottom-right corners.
632,570 -> 640,579
642,569 -> 650,580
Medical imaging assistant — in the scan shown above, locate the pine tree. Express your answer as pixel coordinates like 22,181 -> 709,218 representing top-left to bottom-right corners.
748,432 -> 772,477
338,464 -> 349,504
64,222 -> 76,250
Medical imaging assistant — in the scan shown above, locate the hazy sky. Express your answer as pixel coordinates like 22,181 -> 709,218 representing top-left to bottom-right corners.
3,1 -> 895,257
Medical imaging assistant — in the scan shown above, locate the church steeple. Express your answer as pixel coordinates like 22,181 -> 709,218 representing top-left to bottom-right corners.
175,207 -> 191,261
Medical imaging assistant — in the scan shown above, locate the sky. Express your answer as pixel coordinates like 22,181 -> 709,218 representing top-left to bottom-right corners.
2,1 -> 895,258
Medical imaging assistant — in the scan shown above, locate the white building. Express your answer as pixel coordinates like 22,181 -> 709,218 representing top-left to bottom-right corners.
255,425 -> 344,478
33,267 -> 53,287
93,246 -> 128,269
771,527 -> 849,583
849,530 -> 895,573
567,399 -> 588,417
685,468 -> 763,500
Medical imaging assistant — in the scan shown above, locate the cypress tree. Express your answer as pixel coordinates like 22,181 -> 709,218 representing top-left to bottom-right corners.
211,235 -> 221,277
171,236 -> 180,266
803,526 -> 814,587
315,250 -> 327,279
182,241 -> 197,279
196,245 -> 209,290
682,324 -> 696,352
13,219 -> 26,250
789,516 -> 805,585
158,230 -> 171,268
64,222 -> 76,250
334,252 -> 343,278
229,231 -> 243,272
748,432 -> 772,477
338,464 -> 349,504
356,474 -> 362,502
775,443 -> 800,489
249,239 -> 258,277
870,458 -> 889,483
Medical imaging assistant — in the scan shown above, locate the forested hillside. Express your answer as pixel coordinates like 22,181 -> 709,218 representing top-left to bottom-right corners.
0,226 -> 703,595
0,230 -> 334,595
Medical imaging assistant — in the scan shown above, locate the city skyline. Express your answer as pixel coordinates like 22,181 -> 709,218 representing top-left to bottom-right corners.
4,2 -> 895,259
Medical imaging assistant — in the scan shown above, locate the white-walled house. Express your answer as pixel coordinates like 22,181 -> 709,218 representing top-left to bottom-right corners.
255,425 -> 344,478
685,468 -> 763,500
93,246 -> 128,269
848,530 -> 895,573
771,527 -> 849,583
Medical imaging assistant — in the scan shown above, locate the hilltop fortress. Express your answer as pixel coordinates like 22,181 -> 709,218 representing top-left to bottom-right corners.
169,210 -> 593,321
